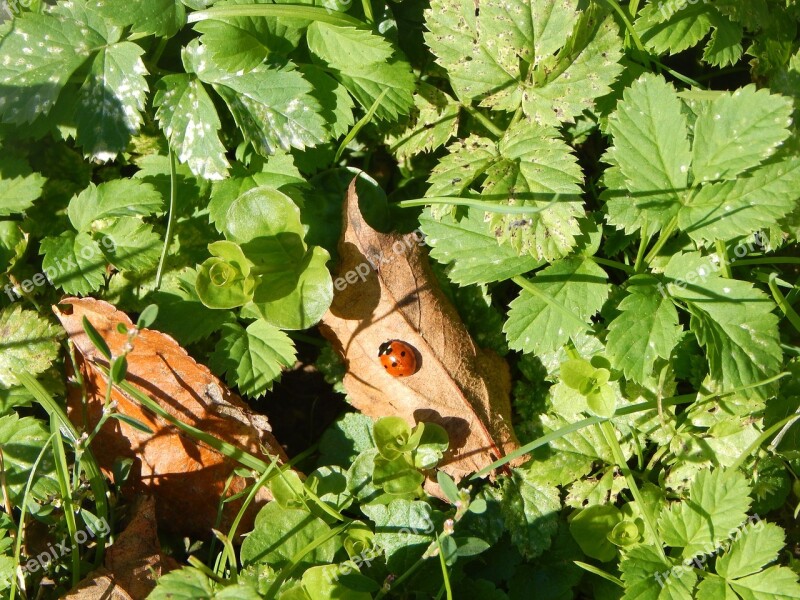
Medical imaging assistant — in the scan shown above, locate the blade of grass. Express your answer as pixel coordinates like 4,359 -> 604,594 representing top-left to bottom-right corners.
49,414 -> 80,588
334,88 -> 389,162
154,147 -> 178,290
187,4 -> 365,27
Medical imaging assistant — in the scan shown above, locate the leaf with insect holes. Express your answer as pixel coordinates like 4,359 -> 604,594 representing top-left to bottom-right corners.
504,257 -> 609,355
426,135 -> 498,204
484,121 -> 585,261
67,180 -> 163,233
39,231 -> 106,295
306,22 -> 414,121
602,73 -> 691,235
690,85 -> 793,183
320,179 -> 523,481
424,0 -> 623,125
74,41 -> 149,161
420,207 -> 542,286
0,155 -> 46,216
184,40 -> 326,155
54,297 -> 289,535
0,305 -> 60,388
210,320 -> 297,398
606,275 -> 683,385
665,252 -> 782,401
154,74 -> 230,180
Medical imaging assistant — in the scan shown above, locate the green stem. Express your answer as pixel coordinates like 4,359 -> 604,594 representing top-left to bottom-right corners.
591,257 -> 634,274
361,0 -> 374,22
730,412 -> 800,472
599,420 -> 666,561
732,257 -> 800,267
644,215 -> 679,264
398,196 -> 562,214
187,4 -> 365,27
633,222 -> 650,274
715,240 -> 732,278
155,148 -> 177,291
461,104 -> 503,138
768,273 -> 800,334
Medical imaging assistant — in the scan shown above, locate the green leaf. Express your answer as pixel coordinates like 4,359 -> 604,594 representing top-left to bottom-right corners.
606,275 -> 683,385
196,241 -> 256,309
501,467 -> 560,559
67,180 -> 163,232
373,416 -> 412,460
301,565 -> 373,600
210,320 -> 296,398
664,252 -> 782,401
569,504 -> 623,562
716,521 -> 785,580
99,218 -> 162,273
603,73 -> 691,234
0,221 -> 26,273
95,0 -> 186,38
0,414 -> 58,514
504,257 -> 609,354
74,41 -> 149,161
678,159 -> 800,244
39,230 -> 106,295
635,1 -> 714,56
657,468 -> 751,560
361,500 -> 439,572
149,567 -> 262,600
300,64 -> 355,139
306,22 -> 414,121
154,74 -> 230,180
386,82 -> 459,159
240,502 -> 340,569
0,155 -> 46,216
619,544 -> 696,600
725,566 -> 800,599
703,11 -> 743,68
0,11 -> 104,124
426,135 -> 498,201
484,122 -> 585,260
0,306 -> 60,388
690,86 -> 793,183
424,0 -> 623,125
185,40 -> 326,155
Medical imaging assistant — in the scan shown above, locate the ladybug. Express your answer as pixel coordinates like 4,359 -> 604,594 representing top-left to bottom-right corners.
378,340 -> 417,377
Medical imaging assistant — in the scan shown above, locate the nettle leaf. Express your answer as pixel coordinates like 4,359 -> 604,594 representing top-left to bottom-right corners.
690,85 -> 793,183
606,275 -> 682,386
0,11 -> 104,124
484,122 -> 585,260
665,252 -> 782,401
420,207 -> 542,286
603,73 -> 691,234
67,180 -> 163,232
154,74 -> 230,181
306,22 -> 414,121
501,468 -> 560,559
504,256 -> 609,355
75,41 -> 149,161
99,217 -> 162,273
185,40 -> 326,155
657,468 -> 751,560
95,0 -> 186,38
210,320 -> 296,398
0,154 -> 46,216
424,0 -> 624,125
0,305 -> 60,388
386,82 -> 460,160
39,231 -> 106,295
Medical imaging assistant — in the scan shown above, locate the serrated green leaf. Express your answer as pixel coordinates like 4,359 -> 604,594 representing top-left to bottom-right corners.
603,73 -> 691,234
0,155 -> 45,216
635,1 -> 714,56
0,305 -> 60,388
210,319 -> 296,398
606,275 -> 682,385
185,40 -> 326,155
703,11 -> 743,67
619,544 -> 696,600
0,221 -> 26,273
0,11 -> 103,124
504,257 -> 609,354
716,521 -> 784,580
154,74 -> 230,180
726,566 -> 800,599
94,0 -> 186,38
658,468 -> 751,560
39,230 -> 106,295
386,82 -> 459,160
75,41 -> 149,161
501,468 -> 560,559
67,180 -> 163,232
691,86 -> 793,183
426,135 -> 498,201
485,122 -> 585,260
301,64 -> 355,139
361,500 -> 439,572
420,207 -> 541,285
665,252 -> 782,401
0,414 -> 58,514
307,22 -> 414,121
99,217 -> 162,273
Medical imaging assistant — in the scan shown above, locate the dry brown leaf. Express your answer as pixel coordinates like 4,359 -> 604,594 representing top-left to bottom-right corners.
64,496 -> 178,600
320,179 -> 523,481
53,297 -> 287,537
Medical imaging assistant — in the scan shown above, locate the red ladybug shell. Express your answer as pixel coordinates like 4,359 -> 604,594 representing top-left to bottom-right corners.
378,340 -> 417,377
